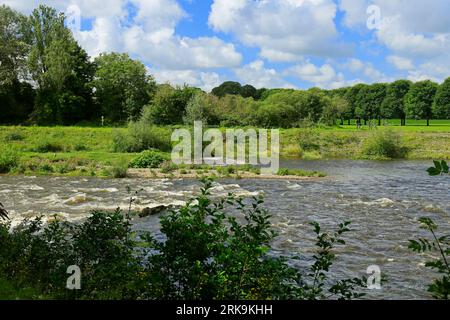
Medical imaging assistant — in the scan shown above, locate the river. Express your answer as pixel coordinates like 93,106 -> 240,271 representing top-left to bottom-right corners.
1,160 -> 449,300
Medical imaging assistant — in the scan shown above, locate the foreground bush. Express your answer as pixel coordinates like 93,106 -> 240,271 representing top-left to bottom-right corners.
409,161 -> 450,300
0,179 -> 366,300
361,130 -> 408,159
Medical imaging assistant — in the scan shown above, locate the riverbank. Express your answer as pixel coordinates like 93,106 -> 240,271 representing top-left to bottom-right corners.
1,125 -> 449,178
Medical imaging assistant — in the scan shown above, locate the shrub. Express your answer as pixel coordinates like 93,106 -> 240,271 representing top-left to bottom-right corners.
111,163 -> 128,178
361,130 -> 408,159
34,142 -> 65,153
73,143 -> 89,151
129,151 -> 168,169
0,147 -> 19,173
4,132 -> 24,141
298,129 -> 321,152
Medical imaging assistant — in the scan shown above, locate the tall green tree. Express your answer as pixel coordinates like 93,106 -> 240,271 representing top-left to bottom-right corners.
93,52 -> 156,123
433,77 -> 450,119
0,5 -> 28,85
26,5 -> 95,125
0,5 -> 34,124
381,80 -> 411,126
357,83 -> 387,125
405,80 -> 438,126
211,81 -> 242,97
345,84 -> 365,124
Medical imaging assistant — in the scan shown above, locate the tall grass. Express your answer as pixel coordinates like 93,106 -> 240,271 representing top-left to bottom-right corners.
112,122 -> 172,153
0,146 -> 19,173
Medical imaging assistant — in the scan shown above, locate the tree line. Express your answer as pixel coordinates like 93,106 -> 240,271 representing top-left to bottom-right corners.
1,4 -> 449,127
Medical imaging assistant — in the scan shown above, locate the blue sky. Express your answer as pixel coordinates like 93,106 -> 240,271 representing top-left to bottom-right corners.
3,0 -> 450,91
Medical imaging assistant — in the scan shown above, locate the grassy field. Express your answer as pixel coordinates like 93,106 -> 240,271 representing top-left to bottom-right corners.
0,123 -> 449,177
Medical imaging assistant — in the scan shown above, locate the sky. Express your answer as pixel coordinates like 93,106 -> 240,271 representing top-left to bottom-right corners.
2,0 -> 450,91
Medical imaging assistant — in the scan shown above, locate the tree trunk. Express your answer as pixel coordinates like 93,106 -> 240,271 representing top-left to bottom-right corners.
378,117 -> 381,126
348,119 -> 350,125
364,119 -> 367,126
427,118 -> 430,126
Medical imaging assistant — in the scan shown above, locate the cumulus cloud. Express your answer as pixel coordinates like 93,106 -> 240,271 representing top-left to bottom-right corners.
339,0 -> 450,82
234,60 -> 295,89
1,0 -> 243,89
387,56 -> 414,71
209,0 -> 352,62
152,68 -> 223,92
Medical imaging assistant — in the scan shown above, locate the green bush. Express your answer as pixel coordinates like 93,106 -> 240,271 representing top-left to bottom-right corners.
361,130 -> 408,159
0,147 -> 19,173
4,132 -> 24,141
34,142 -> 65,153
298,129 -> 321,152
129,151 -> 168,169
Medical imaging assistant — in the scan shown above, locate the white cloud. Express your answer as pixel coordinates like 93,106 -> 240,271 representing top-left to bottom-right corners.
235,60 -> 295,89
339,0 -> 450,82
209,0 -> 352,62
387,55 -> 414,71
152,68 -> 223,92
2,0 -> 243,88
285,61 -> 358,89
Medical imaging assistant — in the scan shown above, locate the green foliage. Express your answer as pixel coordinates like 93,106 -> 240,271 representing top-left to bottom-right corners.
112,122 -> 172,153
277,168 -> 326,177
93,52 -> 156,123
433,77 -> 450,119
183,92 -> 214,125
143,85 -> 199,125
110,163 -> 128,178
0,210 -> 143,299
298,129 -> 321,151
0,5 -> 28,84
34,141 -> 65,153
409,216 -> 450,299
26,5 -> 95,125
381,80 -> 411,122
405,80 -> 439,124
4,132 -> 24,141
362,130 -> 408,159
408,162 -> 450,299
427,160 -> 449,176
129,150 -> 168,169
0,146 -> 19,173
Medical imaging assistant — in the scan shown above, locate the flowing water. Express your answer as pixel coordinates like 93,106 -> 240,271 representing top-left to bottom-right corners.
1,160 -> 449,300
